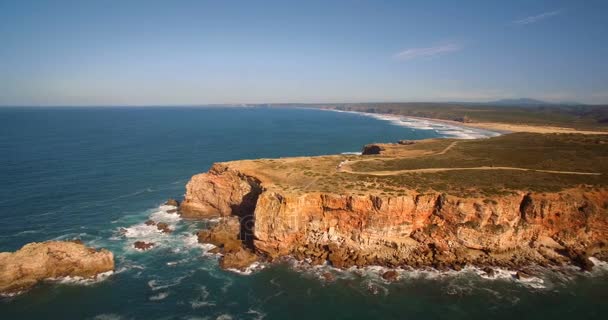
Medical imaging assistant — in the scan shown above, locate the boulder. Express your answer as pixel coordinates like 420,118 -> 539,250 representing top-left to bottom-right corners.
0,241 -> 114,295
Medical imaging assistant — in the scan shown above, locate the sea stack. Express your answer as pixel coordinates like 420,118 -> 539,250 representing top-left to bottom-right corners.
0,241 -> 115,295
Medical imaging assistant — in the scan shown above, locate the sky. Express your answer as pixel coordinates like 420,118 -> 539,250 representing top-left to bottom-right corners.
1,0 -> 607,106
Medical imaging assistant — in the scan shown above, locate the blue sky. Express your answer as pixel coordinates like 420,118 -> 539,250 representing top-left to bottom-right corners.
1,0 -> 607,105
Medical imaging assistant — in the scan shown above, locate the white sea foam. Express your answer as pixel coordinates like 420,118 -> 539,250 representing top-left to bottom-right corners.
48,270 -> 114,286
325,109 -> 500,140
246,309 -> 266,320
190,286 -> 216,309
216,315 -> 233,320
589,257 -> 608,272
226,261 -> 266,275
149,291 -> 170,301
148,275 -> 189,291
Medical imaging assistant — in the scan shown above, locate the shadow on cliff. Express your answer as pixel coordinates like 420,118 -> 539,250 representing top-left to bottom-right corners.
230,178 -> 263,250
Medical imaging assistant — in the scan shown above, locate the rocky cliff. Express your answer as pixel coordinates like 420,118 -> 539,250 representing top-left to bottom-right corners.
183,162 -> 608,271
0,241 -> 114,295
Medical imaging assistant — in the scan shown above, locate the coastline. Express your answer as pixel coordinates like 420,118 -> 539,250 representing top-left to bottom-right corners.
319,107 -> 608,136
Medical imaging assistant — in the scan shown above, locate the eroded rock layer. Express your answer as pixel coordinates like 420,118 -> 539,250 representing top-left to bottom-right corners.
184,163 -> 608,270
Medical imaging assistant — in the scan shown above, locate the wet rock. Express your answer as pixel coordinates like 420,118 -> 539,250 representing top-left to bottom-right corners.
167,209 -> 178,214
145,220 -> 156,226
134,241 -> 155,251
515,270 -> 532,280
0,241 -> 114,295
322,272 -> 335,282
156,222 -> 172,234
482,267 -> 495,277
381,270 -> 399,282
573,254 -> 594,272
165,198 -> 179,207
220,248 -> 258,270
197,217 -> 258,271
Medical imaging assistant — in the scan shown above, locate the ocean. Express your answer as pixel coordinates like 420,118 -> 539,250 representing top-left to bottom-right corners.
0,107 -> 606,320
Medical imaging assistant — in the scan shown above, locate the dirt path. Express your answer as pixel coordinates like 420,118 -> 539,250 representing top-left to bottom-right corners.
437,141 -> 458,155
341,166 -> 602,176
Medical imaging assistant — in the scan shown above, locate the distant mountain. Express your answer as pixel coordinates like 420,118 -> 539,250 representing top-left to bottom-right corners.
483,98 -> 584,107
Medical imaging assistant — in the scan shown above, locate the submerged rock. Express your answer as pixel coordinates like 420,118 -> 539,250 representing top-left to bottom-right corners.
322,272 -> 335,282
483,267 -> 495,277
381,270 -> 399,282
0,241 -> 114,295
134,241 -> 155,251
156,222 -> 172,234
145,220 -> 156,226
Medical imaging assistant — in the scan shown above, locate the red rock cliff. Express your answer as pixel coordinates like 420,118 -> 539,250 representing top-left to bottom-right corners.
182,164 -> 608,270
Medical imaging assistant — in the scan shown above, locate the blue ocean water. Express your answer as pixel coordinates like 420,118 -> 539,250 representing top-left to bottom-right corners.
0,107 -> 606,320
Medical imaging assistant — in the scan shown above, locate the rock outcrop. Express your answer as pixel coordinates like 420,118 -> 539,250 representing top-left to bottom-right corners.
183,163 -> 608,271
197,216 -> 258,271
180,164 -> 262,220
0,241 -> 114,295
361,144 -> 383,155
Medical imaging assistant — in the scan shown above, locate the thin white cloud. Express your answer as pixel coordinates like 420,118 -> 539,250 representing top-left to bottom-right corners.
513,10 -> 562,25
393,43 -> 462,61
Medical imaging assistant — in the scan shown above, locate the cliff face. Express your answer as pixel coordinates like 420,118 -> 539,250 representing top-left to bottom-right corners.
0,241 -> 115,295
181,163 -> 262,220
183,164 -> 608,270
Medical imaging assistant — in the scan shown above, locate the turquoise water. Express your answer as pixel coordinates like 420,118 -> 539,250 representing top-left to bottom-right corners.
0,107 -> 606,320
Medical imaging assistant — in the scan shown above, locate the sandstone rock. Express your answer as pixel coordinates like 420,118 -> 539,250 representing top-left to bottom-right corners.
220,248 -> 258,270
197,217 -> 259,271
0,241 -> 114,295
180,164 -> 261,219
156,222 -> 172,234
134,241 -> 155,251
381,270 -> 398,282
165,198 -> 179,206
